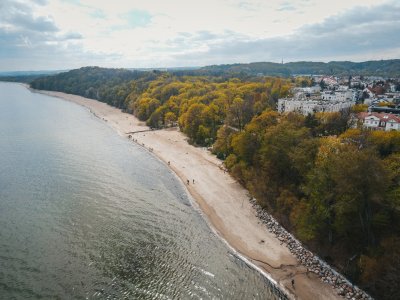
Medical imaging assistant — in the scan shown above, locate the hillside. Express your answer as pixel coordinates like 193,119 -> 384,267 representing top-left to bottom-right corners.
198,59 -> 400,77
7,60 -> 400,86
29,67 -> 161,109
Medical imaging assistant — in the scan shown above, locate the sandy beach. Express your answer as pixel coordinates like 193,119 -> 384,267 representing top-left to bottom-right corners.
32,88 -> 342,300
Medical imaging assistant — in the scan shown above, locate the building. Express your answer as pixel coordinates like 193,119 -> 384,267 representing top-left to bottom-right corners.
358,112 -> 400,131
369,106 -> 400,115
293,86 -> 321,94
363,87 -> 375,99
278,86 -> 355,115
321,76 -> 338,87
321,90 -> 355,101
278,98 -> 354,115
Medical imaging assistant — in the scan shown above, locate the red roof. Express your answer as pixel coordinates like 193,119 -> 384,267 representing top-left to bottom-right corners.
358,112 -> 400,123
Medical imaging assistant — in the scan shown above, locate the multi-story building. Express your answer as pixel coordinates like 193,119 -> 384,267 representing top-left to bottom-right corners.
278,88 -> 355,115
277,98 -> 354,115
358,112 -> 400,131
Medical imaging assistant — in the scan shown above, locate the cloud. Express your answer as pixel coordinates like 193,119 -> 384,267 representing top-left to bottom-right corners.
0,0 -> 58,33
0,0 -> 399,70
0,0 -> 90,70
277,1 -> 297,11
121,10 -> 152,29
301,2 -> 400,36
89,8 -> 106,19
170,1 -> 400,65
237,1 -> 261,11
58,31 -> 83,40
10,15 -> 58,32
31,0 -> 48,5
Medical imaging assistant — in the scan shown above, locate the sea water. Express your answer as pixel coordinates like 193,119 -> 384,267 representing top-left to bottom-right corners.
0,82 -> 284,299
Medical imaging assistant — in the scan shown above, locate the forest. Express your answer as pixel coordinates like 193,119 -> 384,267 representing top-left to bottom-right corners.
197,59 -> 400,77
29,67 -> 399,299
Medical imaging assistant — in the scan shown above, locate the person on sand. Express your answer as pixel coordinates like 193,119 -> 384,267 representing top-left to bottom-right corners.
187,179 -> 189,185
291,279 -> 295,288
192,179 -> 195,184
168,161 -> 170,165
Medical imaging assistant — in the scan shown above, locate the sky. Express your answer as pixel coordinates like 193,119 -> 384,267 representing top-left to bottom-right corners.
0,0 -> 399,71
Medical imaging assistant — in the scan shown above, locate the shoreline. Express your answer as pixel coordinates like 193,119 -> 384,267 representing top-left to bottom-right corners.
27,86 -> 344,300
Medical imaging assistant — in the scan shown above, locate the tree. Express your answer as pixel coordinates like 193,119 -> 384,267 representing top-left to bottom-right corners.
164,112 -> 177,127
227,97 -> 245,131
368,131 -> 400,158
313,110 -> 351,136
384,153 -> 400,210
297,137 -> 341,243
179,103 -> 208,145
135,97 -> 161,120
359,237 -> 400,299
256,118 -> 311,206
301,139 -> 389,249
213,126 -> 236,159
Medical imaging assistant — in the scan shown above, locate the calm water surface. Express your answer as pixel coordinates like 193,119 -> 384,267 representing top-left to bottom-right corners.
0,82 -> 284,299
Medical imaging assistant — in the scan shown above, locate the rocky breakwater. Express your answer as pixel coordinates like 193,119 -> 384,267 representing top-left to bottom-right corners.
249,198 -> 373,300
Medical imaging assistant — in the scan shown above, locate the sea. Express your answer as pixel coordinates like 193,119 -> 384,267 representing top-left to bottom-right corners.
0,82 -> 284,299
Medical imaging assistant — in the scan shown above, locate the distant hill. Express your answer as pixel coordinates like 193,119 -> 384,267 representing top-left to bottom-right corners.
22,60 -> 400,108
0,70 -> 66,77
0,75 -> 45,83
4,60 -> 400,84
197,59 -> 400,77
0,70 -> 67,83
29,66 -> 161,109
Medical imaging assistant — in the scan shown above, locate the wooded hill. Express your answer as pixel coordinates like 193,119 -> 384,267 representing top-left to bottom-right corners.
196,59 -> 400,77
5,59 -> 400,83
0,70 -> 65,83
28,66 -> 400,299
30,67 -> 161,109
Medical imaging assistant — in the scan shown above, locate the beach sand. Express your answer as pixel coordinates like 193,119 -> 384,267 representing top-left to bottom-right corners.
33,88 -> 341,300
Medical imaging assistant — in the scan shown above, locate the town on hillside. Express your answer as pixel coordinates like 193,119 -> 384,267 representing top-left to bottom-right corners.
278,75 -> 400,131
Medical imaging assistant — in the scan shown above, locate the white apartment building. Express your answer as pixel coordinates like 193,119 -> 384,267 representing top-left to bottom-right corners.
278,98 -> 354,115
321,90 -> 355,102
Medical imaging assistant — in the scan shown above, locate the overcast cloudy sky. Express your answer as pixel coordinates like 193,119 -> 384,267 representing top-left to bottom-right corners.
0,0 -> 399,71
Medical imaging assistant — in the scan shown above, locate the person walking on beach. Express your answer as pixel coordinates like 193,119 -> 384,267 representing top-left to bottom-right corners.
192,179 -> 195,184
187,179 -> 189,185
